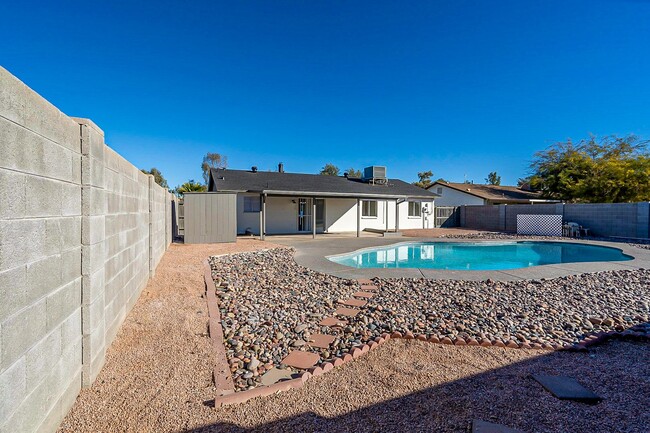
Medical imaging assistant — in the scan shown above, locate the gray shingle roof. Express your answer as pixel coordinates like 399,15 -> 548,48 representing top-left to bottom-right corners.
429,181 -> 541,202
209,168 -> 437,199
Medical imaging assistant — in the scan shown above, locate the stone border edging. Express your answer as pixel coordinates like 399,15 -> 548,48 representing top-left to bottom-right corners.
203,263 -> 650,407
203,259 -> 236,397
209,328 -> 649,407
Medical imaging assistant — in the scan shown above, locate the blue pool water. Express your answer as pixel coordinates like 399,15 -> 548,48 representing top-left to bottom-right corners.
328,241 -> 633,271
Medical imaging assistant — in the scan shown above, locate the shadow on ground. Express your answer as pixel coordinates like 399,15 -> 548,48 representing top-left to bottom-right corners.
183,336 -> 649,433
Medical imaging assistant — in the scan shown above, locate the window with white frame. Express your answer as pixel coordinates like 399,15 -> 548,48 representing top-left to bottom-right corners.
408,201 -> 421,217
361,200 -> 377,217
243,196 -> 261,212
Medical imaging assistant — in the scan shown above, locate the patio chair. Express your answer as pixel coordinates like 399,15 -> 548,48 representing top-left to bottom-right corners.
566,222 -> 581,238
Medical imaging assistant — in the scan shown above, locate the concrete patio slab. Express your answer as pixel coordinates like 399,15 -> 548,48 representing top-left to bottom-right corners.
271,235 -> 649,281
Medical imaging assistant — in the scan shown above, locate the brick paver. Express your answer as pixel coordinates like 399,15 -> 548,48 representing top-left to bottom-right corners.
334,307 -> 361,317
352,291 -> 375,298
319,317 -> 347,327
309,334 -> 336,348
340,298 -> 367,307
281,351 -> 320,369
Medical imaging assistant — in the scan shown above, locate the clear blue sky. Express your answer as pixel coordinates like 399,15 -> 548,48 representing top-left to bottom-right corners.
2,1 -> 649,188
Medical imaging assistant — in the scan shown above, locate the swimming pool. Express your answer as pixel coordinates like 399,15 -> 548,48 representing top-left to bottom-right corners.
328,241 -> 633,271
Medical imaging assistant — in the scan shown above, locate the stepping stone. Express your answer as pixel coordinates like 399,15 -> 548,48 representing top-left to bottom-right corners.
357,278 -> 373,285
335,307 -> 361,317
260,367 -> 293,386
319,316 -> 347,327
281,351 -> 320,369
472,420 -> 524,433
532,374 -> 602,404
360,284 -> 379,291
339,298 -> 367,307
352,291 -> 375,299
309,333 -> 336,348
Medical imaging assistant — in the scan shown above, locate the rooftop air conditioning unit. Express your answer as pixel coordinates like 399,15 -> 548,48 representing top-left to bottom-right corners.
363,166 -> 387,185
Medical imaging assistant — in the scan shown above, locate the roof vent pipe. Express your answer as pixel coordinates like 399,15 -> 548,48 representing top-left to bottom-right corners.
251,166 -> 258,173
278,162 -> 284,173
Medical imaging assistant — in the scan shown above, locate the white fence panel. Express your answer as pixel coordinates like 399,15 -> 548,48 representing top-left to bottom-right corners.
516,214 -> 562,236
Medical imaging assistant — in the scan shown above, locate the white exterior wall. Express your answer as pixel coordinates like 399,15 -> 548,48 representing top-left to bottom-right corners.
235,194 -> 434,234
236,193 -> 261,235
431,185 -> 485,206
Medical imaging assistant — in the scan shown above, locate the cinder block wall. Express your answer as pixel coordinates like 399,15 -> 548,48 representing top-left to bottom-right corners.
564,202 -> 642,238
0,67 -> 172,432
1,66 -> 83,433
463,204 -> 501,231
461,202 -> 650,238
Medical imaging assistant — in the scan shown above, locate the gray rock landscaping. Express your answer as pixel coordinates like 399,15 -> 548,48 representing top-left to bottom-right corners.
209,248 -> 649,391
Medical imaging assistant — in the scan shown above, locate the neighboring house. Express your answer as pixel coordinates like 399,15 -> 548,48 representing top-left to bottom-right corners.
208,165 -> 437,237
428,181 -> 545,206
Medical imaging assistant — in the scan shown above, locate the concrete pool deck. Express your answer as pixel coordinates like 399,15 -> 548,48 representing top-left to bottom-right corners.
270,234 -> 650,281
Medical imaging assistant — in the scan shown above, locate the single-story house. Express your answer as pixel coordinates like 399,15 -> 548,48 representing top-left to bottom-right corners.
427,181 -> 547,206
208,165 -> 437,238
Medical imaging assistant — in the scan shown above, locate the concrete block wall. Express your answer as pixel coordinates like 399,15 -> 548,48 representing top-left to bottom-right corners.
461,202 -> 650,239
563,202 -> 643,238
149,175 -> 168,275
462,204 -> 501,231
1,67 -> 83,433
1,67 -> 172,433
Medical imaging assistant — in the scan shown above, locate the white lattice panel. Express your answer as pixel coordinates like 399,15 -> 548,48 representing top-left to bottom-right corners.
516,214 -> 562,236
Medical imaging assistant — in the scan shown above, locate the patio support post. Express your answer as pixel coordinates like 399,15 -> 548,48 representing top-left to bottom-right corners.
312,198 -> 316,239
395,199 -> 400,232
356,198 -> 361,237
259,194 -> 263,240
261,194 -> 266,240
385,200 -> 389,231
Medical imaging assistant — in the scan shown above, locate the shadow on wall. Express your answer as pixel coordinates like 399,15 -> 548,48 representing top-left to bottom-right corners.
182,337 -> 649,433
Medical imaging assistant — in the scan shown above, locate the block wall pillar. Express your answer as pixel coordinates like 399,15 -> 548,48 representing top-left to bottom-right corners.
637,202 -> 650,239
77,118 -> 107,387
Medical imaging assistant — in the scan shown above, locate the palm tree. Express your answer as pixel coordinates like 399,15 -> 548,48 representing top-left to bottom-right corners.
174,179 -> 206,197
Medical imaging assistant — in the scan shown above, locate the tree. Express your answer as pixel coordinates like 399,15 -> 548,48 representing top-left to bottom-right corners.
201,153 -> 227,184
344,168 -> 362,178
485,171 -> 501,185
528,135 -> 650,203
141,167 -> 168,189
413,171 -> 433,189
320,163 -> 340,176
174,179 -> 206,197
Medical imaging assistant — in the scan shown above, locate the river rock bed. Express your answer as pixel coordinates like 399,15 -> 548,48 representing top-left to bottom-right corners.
209,248 -> 649,391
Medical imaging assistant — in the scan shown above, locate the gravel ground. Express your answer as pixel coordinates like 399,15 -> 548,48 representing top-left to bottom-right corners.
196,339 -> 650,433
211,248 -> 649,391
58,239 -> 284,433
58,236 -> 650,433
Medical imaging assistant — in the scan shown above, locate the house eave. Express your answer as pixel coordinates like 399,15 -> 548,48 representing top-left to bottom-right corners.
258,189 -> 437,200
